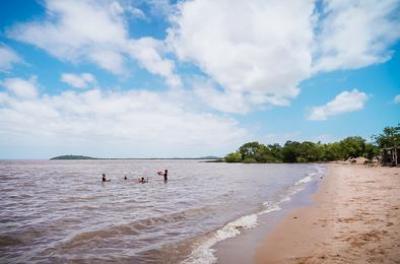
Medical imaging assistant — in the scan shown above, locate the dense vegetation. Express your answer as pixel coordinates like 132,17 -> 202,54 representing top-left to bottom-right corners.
225,124 -> 400,163
374,125 -> 400,149
50,155 -> 97,160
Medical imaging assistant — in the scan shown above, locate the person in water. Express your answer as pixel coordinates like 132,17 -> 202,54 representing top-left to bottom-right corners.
124,175 -> 127,180
102,173 -> 110,182
163,169 -> 168,181
158,169 -> 168,181
138,177 -> 147,183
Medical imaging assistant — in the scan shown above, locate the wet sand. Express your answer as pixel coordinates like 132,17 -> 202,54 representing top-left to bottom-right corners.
255,164 -> 400,264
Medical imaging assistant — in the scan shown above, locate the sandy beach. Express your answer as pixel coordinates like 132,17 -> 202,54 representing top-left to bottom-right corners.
256,164 -> 400,264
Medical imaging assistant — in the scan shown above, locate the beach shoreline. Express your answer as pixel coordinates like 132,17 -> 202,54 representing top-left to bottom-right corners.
214,164 -> 323,264
255,164 -> 400,263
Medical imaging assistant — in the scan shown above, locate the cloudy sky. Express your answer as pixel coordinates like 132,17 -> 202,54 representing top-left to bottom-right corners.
0,0 -> 399,159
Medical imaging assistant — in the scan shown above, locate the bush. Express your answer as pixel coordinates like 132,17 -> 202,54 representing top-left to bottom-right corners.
243,157 -> 257,163
224,152 -> 242,162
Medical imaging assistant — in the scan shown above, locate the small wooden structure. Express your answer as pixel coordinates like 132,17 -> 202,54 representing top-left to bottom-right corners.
381,147 -> 400,166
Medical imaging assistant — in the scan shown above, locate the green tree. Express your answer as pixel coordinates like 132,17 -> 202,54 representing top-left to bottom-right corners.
322,142 -> 344,161
296,141 -> 324,162
374,124 -> 400,166
239,141 -> 263,160
281,141 -> 301,163
364,143 -> 379,160
268,144 -> 283,161
223,125 -> 397,164
339,136 -> 366,159
224,151 -> 242,162
374,124 -> 400,148
254,144 -> 277,162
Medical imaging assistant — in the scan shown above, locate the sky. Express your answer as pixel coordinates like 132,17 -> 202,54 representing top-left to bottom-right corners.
0,0 -> 399,159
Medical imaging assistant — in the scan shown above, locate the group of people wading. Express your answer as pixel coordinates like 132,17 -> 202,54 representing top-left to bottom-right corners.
101,169 -> 168,184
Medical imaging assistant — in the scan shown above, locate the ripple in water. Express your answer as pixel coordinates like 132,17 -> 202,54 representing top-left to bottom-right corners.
0,160 -> 324,263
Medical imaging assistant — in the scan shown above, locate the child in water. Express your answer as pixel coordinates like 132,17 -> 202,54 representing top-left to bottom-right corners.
138,177 -> 147,183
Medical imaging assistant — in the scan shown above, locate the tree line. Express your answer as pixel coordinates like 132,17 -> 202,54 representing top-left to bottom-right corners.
224,124 -> 400,163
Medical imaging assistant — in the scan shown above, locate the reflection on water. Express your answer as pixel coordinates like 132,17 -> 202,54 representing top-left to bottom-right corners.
0,160 -> 324,263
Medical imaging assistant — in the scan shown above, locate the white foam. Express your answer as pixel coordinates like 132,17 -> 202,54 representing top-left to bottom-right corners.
182,214 -> 258,264
279,195 -> 292,203
183,165 -> 326,264
295,164 -> 325,186
295,175 -> 313,186
258,203 -> 282,215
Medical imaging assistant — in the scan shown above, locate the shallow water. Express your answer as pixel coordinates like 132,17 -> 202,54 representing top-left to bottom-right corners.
0,160 -> 324,263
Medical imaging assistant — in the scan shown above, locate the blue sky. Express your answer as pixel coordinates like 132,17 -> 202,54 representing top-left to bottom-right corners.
0,0 -> 399,159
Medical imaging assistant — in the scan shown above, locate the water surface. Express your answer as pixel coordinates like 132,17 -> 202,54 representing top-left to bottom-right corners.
0,160 -> 324,263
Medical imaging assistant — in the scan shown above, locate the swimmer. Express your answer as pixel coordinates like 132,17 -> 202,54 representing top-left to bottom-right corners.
102,173 -> 111,182
138,177 -> 147,183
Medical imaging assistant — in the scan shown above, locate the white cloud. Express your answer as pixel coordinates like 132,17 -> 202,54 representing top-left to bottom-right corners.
168,0 -> 400,113
0,81 -> 248,157
168,0 -> 313,112
0,45 -> 23,71
147,0 -> 174,17
395,94 -> 400,104
128,6 -> 147,20
1,77 -> 38,99
313,0 -> 400,72
6,0 -> 400,114
193,80 -> 295,114
128,38 -> 182,87
61,73 -> 96,89
8,0 -> 180,86
308,89 -> 368,120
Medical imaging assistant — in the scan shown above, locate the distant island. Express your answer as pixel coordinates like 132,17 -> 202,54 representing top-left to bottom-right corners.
50,155 -> 97,160
50,155 -> 221,160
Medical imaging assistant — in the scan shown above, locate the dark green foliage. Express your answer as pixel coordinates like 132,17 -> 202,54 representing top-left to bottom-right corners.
239,142 -> 262,160
224,151 -> 242,162
268,144 -> 283,161
321,142 -> 343,161
223,125 -> 399,163
281,141 -> 301,163
374,124 -> 400,148
364,143 -> 379,160
50,155 -> 96,160
374,124 -> 400,166
339,136 -> 366,159
281,141 -> 324,163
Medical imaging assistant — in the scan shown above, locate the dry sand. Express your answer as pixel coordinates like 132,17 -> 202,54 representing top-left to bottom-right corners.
255,164 -> 400,264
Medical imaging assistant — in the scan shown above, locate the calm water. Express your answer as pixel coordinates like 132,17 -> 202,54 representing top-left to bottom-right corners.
0,160 -> 324,263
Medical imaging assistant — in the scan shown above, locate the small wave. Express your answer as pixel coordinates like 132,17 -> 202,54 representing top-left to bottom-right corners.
295,175 -> 313,186
60,207 -> 209,249
283,165 -> 325,202
259,201 -> 281,215
182,200 -> 283,264
295,165 -> 325,186
182,165 -> 326,264
182,214 -> 258,264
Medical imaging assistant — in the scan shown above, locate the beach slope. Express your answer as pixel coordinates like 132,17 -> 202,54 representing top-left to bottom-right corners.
256,164 -> 400,263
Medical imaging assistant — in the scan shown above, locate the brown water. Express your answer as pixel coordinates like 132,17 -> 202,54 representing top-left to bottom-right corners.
0,160 -> 324,263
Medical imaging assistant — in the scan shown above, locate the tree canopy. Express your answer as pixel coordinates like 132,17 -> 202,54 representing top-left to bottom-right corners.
374,124 -> 400,148
224,124 -> 398,164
